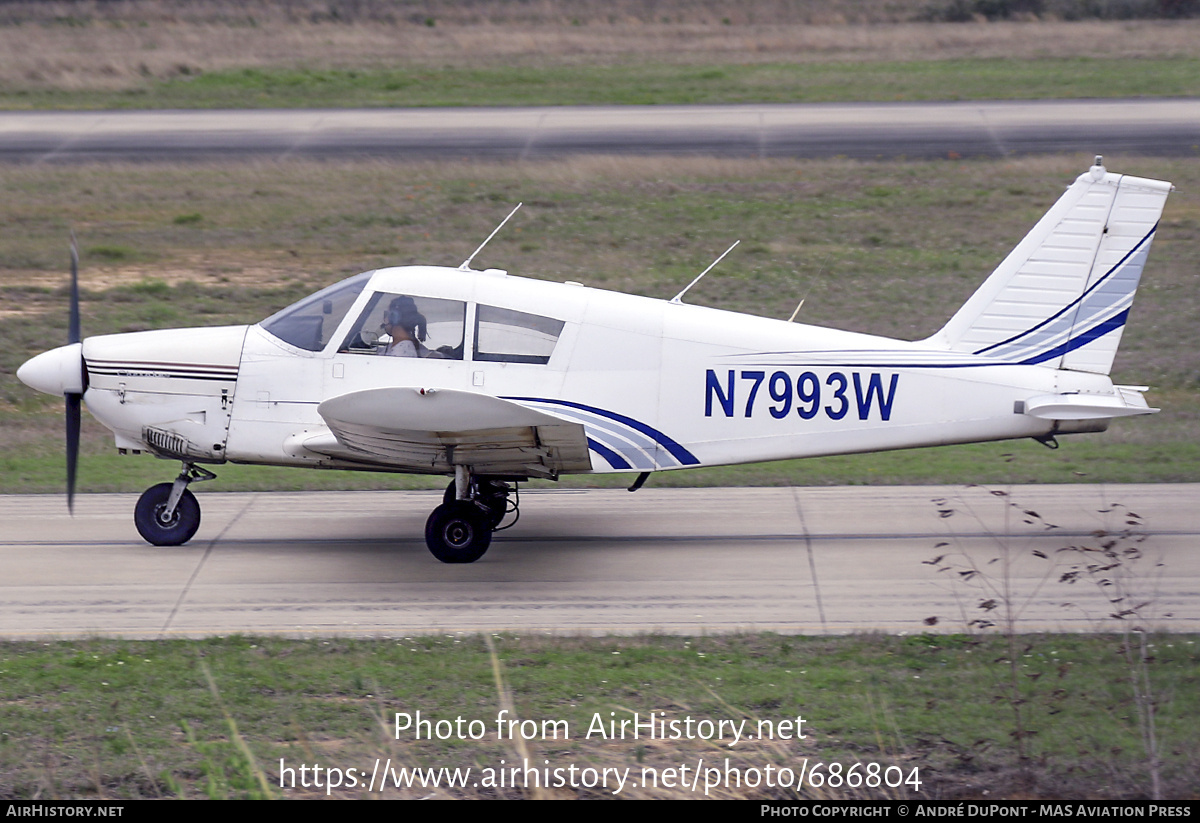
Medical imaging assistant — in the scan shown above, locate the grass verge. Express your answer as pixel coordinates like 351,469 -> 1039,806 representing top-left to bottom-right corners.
4,434 -> 1200,495
6,57 -> 1200,109
3,0 -> 1200,109
1,633 -> 1196,799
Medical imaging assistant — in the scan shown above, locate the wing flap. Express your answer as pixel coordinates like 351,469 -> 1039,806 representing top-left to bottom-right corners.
311,387 -> 592,477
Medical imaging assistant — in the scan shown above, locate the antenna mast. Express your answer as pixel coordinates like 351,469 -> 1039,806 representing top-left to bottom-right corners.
460,203 -> 523,270
670,240 -> 739,304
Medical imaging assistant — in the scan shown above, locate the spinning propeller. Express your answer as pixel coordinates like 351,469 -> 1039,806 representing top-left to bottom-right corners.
65,241 -> 83,512
16,239 -> 87,512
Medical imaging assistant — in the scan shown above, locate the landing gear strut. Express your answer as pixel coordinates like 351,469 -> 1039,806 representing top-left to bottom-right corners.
134,462 -> 215,546
424,467 -> 518,563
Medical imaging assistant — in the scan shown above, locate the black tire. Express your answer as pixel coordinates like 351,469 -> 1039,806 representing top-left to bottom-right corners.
134,482 -> 201,546
425,501 -> 492,563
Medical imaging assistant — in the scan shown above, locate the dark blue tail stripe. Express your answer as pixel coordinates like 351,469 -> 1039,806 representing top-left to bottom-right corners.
1017,309 -> 1129,365
973,223 -> 1155,357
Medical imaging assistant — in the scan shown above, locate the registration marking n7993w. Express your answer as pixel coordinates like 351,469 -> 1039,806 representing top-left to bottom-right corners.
705,369 -> 900,421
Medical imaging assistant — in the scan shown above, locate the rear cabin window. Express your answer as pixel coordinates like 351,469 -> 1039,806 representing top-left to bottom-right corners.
473,305 -> 564,365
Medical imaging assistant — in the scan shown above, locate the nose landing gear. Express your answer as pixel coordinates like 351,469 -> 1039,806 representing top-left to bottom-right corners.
134,463 -> 215,546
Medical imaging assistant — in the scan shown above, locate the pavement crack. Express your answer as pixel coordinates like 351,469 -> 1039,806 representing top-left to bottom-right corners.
791,487 -> 828,634
978,106 -> 1012,158
157,494 -> 257,639
520,111 -> 547,162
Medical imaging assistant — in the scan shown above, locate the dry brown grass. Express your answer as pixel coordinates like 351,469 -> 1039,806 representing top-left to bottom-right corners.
0,0 -> 957,27
1,0 -> 1198,91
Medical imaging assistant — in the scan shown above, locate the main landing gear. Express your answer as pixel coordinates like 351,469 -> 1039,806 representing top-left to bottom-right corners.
424,468 -> 518,564
132,462 -> 516,564
134,463 -> 215,546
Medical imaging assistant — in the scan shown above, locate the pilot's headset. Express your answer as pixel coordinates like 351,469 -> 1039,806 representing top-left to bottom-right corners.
384,296 -> 428,342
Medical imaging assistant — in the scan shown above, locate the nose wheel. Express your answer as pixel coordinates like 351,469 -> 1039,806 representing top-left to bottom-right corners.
134,483 -> 201,546
133,462 -> 214,546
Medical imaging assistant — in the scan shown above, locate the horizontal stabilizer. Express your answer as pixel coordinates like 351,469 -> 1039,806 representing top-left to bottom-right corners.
1020,386 -> 1157,421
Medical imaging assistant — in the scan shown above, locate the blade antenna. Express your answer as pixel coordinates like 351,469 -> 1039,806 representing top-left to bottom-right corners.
787,259 -> 824,322
670,240 -> 739,305
459,203 -> 522,271
787,287 -> 812,323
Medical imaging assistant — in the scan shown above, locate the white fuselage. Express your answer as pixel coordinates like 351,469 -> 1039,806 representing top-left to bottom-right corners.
77,265 -> 1118,478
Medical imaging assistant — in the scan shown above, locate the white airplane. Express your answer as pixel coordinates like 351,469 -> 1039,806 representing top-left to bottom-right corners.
17,158 -> 1172,563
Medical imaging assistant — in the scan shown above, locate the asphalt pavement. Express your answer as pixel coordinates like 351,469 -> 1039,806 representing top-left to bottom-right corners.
2,99 -> 1198,162
2,484 -> 1196,638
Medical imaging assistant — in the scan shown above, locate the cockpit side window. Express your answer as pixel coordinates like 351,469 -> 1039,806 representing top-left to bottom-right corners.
339,293 -> 466,360
474,305 -> 565,364
260,271 -> 372,352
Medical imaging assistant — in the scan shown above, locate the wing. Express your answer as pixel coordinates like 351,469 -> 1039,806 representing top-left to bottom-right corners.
288,387 -> 592,478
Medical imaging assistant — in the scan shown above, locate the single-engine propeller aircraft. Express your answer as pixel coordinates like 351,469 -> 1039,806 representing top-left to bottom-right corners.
18,159 -> 1172,562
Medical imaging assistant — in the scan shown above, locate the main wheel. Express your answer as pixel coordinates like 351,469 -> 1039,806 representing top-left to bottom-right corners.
442,479 -> 509,528
425,501 -> 493,563
134,482 -> 201,546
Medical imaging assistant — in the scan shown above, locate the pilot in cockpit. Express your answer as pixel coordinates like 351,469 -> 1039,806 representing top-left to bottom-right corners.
381,295 -> 425,357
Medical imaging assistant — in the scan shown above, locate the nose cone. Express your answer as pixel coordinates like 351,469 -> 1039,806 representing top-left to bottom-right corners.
17,342 -> 84,396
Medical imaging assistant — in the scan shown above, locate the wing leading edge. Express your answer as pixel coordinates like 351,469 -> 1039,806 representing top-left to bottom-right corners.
291,387 -> 592,478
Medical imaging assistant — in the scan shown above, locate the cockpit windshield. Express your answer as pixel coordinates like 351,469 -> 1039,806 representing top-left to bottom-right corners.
259,271 -> 373,352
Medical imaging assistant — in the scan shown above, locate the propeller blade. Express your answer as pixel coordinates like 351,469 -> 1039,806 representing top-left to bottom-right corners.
69,237 -> 80,345
66,392 -> 81,514
66,238 -> 83,514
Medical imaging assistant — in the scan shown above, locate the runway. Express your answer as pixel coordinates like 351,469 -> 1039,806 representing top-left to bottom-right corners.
2,99 -> 1198,162
1,484 -> 1196,639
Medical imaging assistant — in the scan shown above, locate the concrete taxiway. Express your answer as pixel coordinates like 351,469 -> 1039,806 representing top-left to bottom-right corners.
2,99 -> 1199,163
1,485 -> 1196,639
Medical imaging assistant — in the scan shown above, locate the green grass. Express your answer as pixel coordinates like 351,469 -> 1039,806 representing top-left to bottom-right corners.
1,633 -> 1195,798
4,58 -> 1199,109
4,434 -> 1199,496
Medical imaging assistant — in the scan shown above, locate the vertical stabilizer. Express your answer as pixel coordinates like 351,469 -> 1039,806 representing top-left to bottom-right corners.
927,160 -> 1172,375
